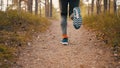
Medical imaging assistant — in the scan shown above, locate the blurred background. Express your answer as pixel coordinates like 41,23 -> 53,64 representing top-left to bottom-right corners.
0,0 -> 120,19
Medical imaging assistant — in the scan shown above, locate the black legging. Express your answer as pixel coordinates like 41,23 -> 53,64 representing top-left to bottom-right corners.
59,0 -> 80,35
59,0 -> 80,17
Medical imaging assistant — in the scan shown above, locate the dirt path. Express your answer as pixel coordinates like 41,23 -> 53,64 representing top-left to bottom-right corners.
15,20 -> 115,68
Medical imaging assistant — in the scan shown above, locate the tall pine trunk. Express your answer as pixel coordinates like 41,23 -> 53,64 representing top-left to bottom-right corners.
18,0 -> 22,11
45,0 -> 47,17
35,0 -> 38,15
45,0 -> 49,17
91,0 -> 94,14
108,0 -> 110,12
96,0 -> 101,14
0,0 -> 3,10
7,0 -> 9,7
104,0 -> 108,12
39,0 -> 41,16
114,0 -> 117,13
28,0 -> 33,13
49,0 -> 52,17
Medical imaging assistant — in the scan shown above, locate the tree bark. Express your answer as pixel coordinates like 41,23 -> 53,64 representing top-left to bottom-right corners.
18,0 -> 22,11
45,0 -> 47,16
0,0 -> 3,10
7,0 -> 9,7
104,0 -> 108,12
49,0 -> 52,17
27,0 -> 33,13
108,0 -> 110,12
96,0 -> 101,14
39,0 -> 41,16
45,0 -> 49,17
91,0 -> 94,14
114,0 -> 117,13
35,0 -> 38,15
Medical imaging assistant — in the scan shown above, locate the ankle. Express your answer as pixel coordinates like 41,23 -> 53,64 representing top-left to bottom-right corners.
62,34 -> 68,38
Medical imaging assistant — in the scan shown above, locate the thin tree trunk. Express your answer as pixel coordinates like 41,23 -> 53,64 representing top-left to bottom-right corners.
28,0 -> 33,13
1,0 -> 3,10
35,0 -> 38,15
87,1 -> 90,15
39,0 -> 41,16
96,0 -> 101,14
48,0 -> 50,17
104,0 -> 108,12
45,0 -> 47,16
91,0 -> 94,14
114,0 -> 117,13
7,0 -> 8,7
18,0 -> 21,11
96,0 -> 98,14
0,0 -> 1,10
49,0 -> 52,17
99,0 -> 102,13
45,0 -> 49,17
108,0 -> 110,13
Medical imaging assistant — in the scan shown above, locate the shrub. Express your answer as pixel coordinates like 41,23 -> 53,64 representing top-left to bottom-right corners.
0,10 -> 50,67
83,13 -> 120,47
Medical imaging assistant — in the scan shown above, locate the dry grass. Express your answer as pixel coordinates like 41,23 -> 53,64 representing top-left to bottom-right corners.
83,13 -> 120,57
84,13 -> 120,62
0,10 -> 50,67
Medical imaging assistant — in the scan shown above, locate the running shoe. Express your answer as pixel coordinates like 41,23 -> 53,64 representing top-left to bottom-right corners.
61,38 -> 68,45
73,7 -> 82,29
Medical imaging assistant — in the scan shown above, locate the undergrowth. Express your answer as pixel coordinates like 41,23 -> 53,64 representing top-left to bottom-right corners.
83,13 -> 120,57
0,10 -> 50,67
84,13 -> 120,62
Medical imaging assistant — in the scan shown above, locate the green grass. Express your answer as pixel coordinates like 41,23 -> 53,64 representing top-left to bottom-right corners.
0,10 -> 50,67
83,13 -> 120,50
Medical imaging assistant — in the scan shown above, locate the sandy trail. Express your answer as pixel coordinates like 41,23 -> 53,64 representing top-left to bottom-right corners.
15,20 -> 114,68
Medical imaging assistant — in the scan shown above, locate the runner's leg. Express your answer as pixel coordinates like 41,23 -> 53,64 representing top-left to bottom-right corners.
59,0 -> 68,37
69,0 -> 80,17
59,0 -> 69,44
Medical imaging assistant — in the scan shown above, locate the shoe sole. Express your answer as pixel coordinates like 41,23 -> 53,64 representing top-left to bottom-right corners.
60,42 -> 68,45
73,7 -> 82,29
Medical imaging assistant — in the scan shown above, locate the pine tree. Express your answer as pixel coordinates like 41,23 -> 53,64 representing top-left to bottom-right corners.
0,0 -> 3,10
35,0 -> 38,15
28,0 -> 33,13
91,0 -> 94,14
104,0 -> 108,12
114,0 -> 117,13
49,0 -> 52,17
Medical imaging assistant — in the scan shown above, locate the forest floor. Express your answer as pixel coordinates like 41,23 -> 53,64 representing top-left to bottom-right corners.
14,20 -> 120,68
